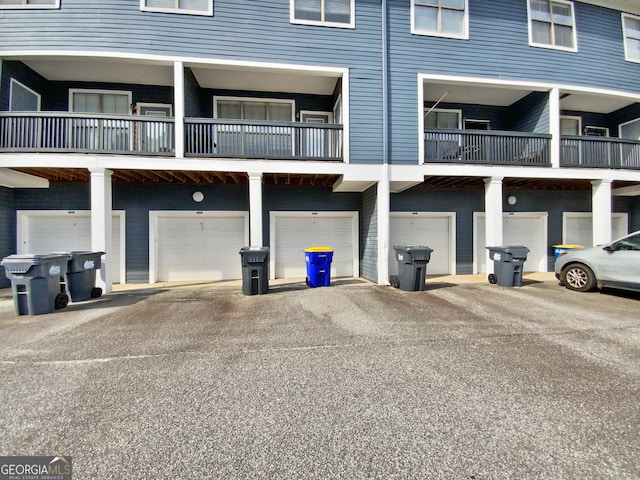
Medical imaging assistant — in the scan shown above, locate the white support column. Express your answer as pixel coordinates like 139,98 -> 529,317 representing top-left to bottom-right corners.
377,175 -> 391,285
549,87 -> 561,168
592,179 -> 612,246
174,61 -> 185,158
484,177 -> 504,274
90,168 -> 113,294
248,172 -> 263,246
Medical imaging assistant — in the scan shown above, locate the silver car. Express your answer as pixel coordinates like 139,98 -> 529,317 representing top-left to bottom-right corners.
555,230 -> 640,293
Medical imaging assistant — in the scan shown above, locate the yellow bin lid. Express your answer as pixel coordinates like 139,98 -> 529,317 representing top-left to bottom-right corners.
304,246 -> 333,252
553,244 -> 584,249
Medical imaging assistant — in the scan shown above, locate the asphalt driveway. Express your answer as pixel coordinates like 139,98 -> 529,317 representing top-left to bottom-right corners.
0,277 -> 639,479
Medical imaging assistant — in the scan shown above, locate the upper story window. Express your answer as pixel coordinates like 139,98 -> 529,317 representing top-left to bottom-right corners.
215,97 -> 294,122
424,109 -> 462,129
141,0 -> 212,16
291,0 -> 354,29
412,0 -> 469,39
622,13 -> 640,63
528,0 -> 577,52
0,0 -> 59,9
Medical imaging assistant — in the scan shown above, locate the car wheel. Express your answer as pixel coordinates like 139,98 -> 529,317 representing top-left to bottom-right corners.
561,264 -> 597,292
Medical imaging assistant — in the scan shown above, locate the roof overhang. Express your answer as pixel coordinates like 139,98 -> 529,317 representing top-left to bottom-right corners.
0,168 -> 49,188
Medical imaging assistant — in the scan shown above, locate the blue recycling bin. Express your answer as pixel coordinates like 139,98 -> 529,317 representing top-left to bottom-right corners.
304,246 -> 334,288
552,244 -> 584,262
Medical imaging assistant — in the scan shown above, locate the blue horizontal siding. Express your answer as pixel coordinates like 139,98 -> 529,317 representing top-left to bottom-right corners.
0,0 -> 385,165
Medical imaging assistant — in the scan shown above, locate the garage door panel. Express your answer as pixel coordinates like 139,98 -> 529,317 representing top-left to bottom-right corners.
274,215 -> 355,279
389,216 -> 452,276
475,214 -> 546,273
24,213 -> 122,284
156,215 -> 245,282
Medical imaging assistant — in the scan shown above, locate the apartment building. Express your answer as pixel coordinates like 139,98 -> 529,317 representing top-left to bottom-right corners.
1,0 -> 639,291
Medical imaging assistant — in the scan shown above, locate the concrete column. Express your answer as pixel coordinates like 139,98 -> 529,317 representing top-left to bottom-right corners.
377,176 -> 391,285
248,172 -> 263,246
484,177 -> 504,274
174,61 -> 185,158
592,179 -> 612,246
90,168 -> 113,294
549,88 -> 561,168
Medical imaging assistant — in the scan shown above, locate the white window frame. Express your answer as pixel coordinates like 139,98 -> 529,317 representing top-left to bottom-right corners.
140,0 -> 213,16
619,117 -> 640,140
213,96 -> 295,121
560,115 -> 581,135
424,108 -> 463,129
411,0 -> 469,40
69,89 -> 132,114
584,126 -> 608,137
9,78 -> 41,111
622,13 -> 640,64
290,0 -> 355,29
527,0 -> 578,52
0,0 -> 59,9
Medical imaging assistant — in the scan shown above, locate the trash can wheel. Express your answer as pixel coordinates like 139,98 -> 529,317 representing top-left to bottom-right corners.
91,287 -> 103,298
55,293 -> 69,310
390,275 -> 400,288
305,277 -> 309,286
488,273 -> 497,285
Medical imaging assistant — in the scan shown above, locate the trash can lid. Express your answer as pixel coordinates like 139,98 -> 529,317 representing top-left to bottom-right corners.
1,253 -> 70,264
393,244 -> 432,252
240,246 -> 270,252
552,244 -> 584,249
304,246 -> 333,252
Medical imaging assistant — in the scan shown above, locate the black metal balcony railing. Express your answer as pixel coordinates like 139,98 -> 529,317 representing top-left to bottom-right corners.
424,129 -> 552,166
560,136 -> 640,169
0,112 -> 175,155
0,113 -> 344,161
184,118 -> 343,161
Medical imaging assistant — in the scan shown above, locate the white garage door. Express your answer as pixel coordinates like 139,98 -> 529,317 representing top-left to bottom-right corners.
389,214 -> 454,275
272,213 -> 357,279
475,213 -> 548,273
18,211 -> 124,283
563,213 -> 628,247
153,212 -> 247,282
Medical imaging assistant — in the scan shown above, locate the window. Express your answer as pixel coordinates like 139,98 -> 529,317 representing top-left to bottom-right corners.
412,0 -> 468,39
528,0 -> 577,51
9,79 -> 41,111
214,97 -> 295,157
69,90 -> 132,151
0,0 -> 59,9
560,116 -> 581,136
291,0 -> 354,28
424,109 -> 461,129
215,98 -> 294,122
584,126 -> 608,137
623,13 -> 640,63
141,0 -> 212,16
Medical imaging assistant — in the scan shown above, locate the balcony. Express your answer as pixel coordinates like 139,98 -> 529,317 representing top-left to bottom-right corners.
0,112 -> 175,155
185,118 -> 343,161
424,129 -> 552,166
560,136 -> 640,169
0,112 -> 344,161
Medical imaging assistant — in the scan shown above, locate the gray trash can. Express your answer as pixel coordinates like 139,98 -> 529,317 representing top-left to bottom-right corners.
239,247 -> 269,295
1,254 -> 70,315
59,251 -> 104,302
486,245 -> 530,287
391,245 -> 433,291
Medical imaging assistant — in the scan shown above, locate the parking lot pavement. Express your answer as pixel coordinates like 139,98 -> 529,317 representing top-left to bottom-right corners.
0,278 -> 639,479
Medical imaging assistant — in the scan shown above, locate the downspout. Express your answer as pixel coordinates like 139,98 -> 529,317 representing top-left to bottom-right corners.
379,0 -> 391,285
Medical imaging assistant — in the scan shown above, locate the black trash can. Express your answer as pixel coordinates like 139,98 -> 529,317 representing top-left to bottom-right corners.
486,245 -> 530,287
1,254 -> 70,315
239,247 -> 269,295
391,245 -> 433,291
59,251 -> 104,302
